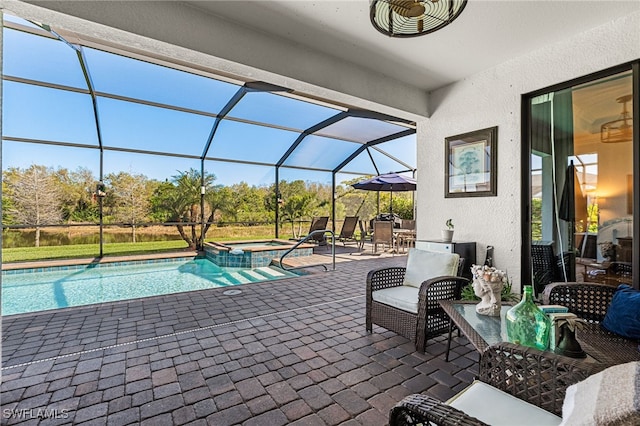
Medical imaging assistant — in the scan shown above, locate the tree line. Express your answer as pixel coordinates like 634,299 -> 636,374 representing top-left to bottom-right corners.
2,165 -> 414,248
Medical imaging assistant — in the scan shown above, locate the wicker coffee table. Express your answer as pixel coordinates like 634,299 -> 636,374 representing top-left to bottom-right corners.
439,300 -> 636,365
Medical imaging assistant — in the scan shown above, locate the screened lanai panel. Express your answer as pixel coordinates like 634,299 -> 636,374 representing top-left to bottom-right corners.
373,134 -> 417,167
282,135 -> 361,170
83,47 -> 240,113
3,28 -> 87,89
206,119 -> 300,164
338,148 -> 378,175
103,150 -> 200,183
337,143 -> 412,175
318,116 -> 409,143
279,168 -> 333,186
3,81 -> 98,145
204,160 -> 275,187
2,141 -> 99,176
227,91 -> 341,130
368,147 -> 414,174
97,97 -> 215,155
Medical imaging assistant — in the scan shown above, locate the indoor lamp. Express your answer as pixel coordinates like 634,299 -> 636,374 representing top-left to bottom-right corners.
601,94 -> 633,143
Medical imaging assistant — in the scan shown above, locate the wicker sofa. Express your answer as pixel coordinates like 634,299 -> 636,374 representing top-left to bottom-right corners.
365,249 -> 469,352
542,281 -> 640,364
389,342 -> 605,425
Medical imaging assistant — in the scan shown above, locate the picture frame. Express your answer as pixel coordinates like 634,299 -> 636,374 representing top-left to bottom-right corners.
445,126 -> 498,198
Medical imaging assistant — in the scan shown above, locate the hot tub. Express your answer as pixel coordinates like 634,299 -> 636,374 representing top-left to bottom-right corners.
204,239 -> 314,268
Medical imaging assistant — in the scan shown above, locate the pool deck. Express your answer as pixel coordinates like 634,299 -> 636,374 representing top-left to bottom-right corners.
1,245 -> 479,425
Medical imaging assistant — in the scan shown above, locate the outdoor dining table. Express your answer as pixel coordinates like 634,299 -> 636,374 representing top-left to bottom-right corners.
393,229 -> 416,253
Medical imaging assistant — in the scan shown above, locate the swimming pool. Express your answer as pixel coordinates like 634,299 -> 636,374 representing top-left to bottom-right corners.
1,257 -> 298,316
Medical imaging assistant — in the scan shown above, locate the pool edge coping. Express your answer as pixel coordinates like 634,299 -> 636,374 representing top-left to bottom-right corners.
2,249 -> 201,271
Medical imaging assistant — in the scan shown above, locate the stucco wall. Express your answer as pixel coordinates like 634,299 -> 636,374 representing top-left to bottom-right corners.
417,11 -> 640,289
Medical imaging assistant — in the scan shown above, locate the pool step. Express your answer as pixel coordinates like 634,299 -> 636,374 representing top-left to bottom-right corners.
227,272 -> 252,284
256,266 -> 287,278
242,270 -> 267,281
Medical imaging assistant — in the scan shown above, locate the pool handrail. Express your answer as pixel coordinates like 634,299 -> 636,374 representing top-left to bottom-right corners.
279,229 -> 335,272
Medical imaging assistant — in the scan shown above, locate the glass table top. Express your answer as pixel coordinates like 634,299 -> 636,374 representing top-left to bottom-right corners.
452,303 -> 510,346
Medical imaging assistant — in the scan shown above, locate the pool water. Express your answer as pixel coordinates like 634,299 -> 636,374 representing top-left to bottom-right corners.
1,258 -> 298,316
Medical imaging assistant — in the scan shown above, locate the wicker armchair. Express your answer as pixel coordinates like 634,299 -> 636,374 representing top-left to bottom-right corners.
389,342 -> 604,425
366,255 -> 468,352
531,243 -> 573,295
543,281 -> 640,364
542,281 -> 616,323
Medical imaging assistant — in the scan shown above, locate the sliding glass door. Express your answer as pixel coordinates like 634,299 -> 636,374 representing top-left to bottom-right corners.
523,63 -> 638,293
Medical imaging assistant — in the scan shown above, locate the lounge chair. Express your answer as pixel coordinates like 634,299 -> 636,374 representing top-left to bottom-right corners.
334,216 -> 359,246
293,216 -> 329,245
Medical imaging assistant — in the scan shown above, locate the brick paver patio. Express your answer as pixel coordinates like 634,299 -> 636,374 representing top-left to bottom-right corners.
1,250 -> 478,425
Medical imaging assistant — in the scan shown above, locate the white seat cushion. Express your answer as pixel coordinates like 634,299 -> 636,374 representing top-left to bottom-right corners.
403,248 -> 460,288
371,285 -> 419,314
448,381 -> 562,426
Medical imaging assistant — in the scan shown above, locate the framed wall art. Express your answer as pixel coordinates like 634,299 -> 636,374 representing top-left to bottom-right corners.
445,126 -> 498,198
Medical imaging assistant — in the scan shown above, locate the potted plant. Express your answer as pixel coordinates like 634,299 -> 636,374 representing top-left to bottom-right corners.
441,219 -> 454,242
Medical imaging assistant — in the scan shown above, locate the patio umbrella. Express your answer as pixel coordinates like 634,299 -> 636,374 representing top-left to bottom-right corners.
352,173 -> 417,215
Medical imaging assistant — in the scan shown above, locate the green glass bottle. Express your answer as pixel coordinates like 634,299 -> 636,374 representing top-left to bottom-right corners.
505,286 -> 551,350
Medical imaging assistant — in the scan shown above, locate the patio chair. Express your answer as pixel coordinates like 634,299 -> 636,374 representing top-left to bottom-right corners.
400,219 -> 415,230
373,220 -> 394,252
334,216 -> 359,246
389,342 -> 611,426
294,216 -> 329,245
357,219 -> 373,251
366,249 -> 469,352
531,242 -> 573,295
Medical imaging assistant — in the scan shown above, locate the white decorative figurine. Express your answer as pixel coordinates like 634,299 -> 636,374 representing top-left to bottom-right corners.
471,264 -> 507,316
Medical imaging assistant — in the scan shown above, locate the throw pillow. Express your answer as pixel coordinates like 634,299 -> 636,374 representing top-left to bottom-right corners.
560,361 -> 640,426
601,285 -> 640,339
402,248 -> 459,288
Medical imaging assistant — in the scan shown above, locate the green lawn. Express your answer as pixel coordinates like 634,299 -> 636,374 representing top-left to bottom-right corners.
2,233 -> 298,263
1,222 -> 305,263
2,240 -> 192,263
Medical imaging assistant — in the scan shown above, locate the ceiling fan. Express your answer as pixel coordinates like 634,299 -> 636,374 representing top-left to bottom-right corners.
370,0 -> 468,37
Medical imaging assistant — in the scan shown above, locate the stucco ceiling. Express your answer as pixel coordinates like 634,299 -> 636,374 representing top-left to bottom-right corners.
187,0 -> 640,92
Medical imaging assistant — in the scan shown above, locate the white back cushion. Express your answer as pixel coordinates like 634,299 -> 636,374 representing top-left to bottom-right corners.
403,249 -> 459,288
